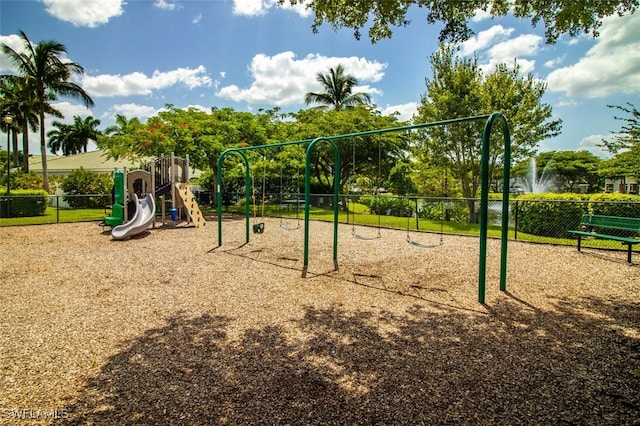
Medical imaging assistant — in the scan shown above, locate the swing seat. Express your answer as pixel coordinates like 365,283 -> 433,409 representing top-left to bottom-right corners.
407,238 -> 438,248
253,223 -> 265,234
352,229 -> 381,240
280,222 -> 300,231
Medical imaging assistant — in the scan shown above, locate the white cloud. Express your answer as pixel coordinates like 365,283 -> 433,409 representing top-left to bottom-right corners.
0,34 -> 28,73
1,35 -> 77,73
578,134 -> 614,158
459,26 -> 542,75
50,101 -> 95,120
274,0 -> 311,17
546,12 -> 640,98
555,99 -> 578,108
232,0 -> 310,18
544,56 -> 565,68
381,102 -> 418,122
192,13 -> 202,24
153,0 -> 178,11
81,66 -> 212,97
233,0 -> 265,16
42,0 -> 125,28
480,34 -> 542,74
104,103 -> 160,120
216,51 -> 386,106
183,104 -> 209,113
460,25 -> 514,55
471,8 -> 492,22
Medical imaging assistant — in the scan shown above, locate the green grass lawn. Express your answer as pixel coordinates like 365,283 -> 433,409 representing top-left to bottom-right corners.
4,203 -> 634,255
0,207 -> 107,226
215,202 -> 631,251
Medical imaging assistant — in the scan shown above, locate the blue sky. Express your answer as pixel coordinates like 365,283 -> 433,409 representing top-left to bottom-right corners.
1,0 -> 639,158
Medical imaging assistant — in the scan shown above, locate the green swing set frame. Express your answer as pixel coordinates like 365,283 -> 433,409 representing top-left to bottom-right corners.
215,112 -> 511,303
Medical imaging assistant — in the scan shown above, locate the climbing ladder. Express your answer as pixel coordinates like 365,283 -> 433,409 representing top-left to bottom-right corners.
174,183 -> 206,227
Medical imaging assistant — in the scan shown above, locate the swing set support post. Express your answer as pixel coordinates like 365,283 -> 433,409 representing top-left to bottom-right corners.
478,112 -> 511,304
302,137 -> 341,277
216,148 -> 251,246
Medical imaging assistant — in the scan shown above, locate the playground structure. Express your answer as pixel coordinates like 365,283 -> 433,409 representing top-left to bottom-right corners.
217,113 -> 511,303
102,153 -> 206,239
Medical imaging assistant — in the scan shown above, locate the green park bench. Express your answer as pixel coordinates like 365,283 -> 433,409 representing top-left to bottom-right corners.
568,214 -> 640,263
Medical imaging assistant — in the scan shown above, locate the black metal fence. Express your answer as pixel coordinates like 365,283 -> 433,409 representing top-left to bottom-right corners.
2,193 -> 638,254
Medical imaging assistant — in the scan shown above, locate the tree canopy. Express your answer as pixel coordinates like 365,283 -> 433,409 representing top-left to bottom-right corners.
47,115 -> 101,156
600,103 -> 640,180
602,103 -> 640,154
1,30 -> 94,191
283,0 -> 638,44
414,45 -> 561,221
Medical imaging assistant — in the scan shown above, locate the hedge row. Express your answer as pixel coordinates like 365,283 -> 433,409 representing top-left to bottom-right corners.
0,190 -> 48,218
515,192 -> 640,238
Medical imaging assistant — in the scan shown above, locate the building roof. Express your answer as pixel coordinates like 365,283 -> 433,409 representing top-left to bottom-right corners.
28,150 -> 145,175
28,150 -> 202,179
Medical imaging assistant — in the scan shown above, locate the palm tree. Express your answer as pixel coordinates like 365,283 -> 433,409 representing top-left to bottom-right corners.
104,114 -> 141,136
71,115 -> 101,153
304,64 -> 371,111
100,114 -> 144,160
47,115 -> 101,156
2,30 -> 94,191
46,121 -> 71,155
0,75 -> 62,172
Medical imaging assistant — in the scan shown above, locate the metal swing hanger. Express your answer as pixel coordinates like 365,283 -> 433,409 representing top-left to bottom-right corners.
279,161 -> 301,231
351,136 -> 383,241
252,153 -> 267,234
405,200 -> 444,248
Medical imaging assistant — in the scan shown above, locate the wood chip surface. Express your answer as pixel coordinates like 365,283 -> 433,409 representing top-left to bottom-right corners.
1,216 -> 639,425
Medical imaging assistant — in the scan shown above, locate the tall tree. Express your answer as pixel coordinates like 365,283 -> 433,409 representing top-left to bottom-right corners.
46,121 -> 71,155
600,103 -> 640,185
415,45 -> 561,222
46,115 -> 100,156
283,0 -> 638,44
602,103 -> 640,154
0,75 -> 61,172
2,30 -> 94,191
290,105 -> 406,193
71,115 -> 101,153
304,64 -> 371,111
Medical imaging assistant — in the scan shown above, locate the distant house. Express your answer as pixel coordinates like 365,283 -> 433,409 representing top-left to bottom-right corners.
604,177 -> 639,195
28,150 -> 144,177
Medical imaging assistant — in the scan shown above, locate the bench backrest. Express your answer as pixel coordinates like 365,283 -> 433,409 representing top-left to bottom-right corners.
580,214 -> 640,232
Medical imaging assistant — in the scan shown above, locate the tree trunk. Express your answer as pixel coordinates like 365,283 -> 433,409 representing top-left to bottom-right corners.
467,198 -> 478,223
22,122 -> 29,173
12,131 -> 19,167
40,108 -> 49,192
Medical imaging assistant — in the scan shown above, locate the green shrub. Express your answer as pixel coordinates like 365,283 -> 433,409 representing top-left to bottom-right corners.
516,193 -> 589,238
11,171 -> 44,190
360,194 -> 413,216
61,168 -> 112,209
0,189 -> 48,218
587,193 -> 640,237
588,193 -> 640,217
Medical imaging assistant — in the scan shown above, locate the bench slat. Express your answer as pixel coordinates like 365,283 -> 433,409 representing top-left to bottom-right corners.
567,230 -> 640,244
580,214 -> 640,232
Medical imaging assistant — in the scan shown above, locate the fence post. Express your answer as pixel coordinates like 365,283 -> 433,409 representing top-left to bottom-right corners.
415,198 -> 419,231
514,200 -> 519,240
56,196 -> 60,223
